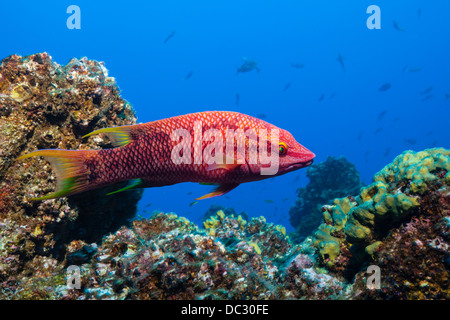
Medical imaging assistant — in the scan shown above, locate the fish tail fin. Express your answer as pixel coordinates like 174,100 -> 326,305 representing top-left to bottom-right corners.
17,149 -> 93,200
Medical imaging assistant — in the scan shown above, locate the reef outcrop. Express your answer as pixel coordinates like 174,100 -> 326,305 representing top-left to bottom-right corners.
289,156 -> 363,242
0,53 -> 142,297
0,53 -> 448,300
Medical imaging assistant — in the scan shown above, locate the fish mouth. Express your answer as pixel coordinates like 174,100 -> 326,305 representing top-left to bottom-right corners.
286,159 -> 314,171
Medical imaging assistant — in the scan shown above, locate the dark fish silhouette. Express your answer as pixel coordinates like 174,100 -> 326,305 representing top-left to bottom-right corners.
404,138 -> 417,145
237,57 -> 260,74
374,127 -> 383,135
420,86 -> 433,95
164,30 -> 176,44
256,113 -> 267,119
183,70 -> 194,80
291,63 -> 304,69
445,94 -> 450,100
318,94 -> 325,102
402,65 -> 421,73
377,110 -> 388,122
337,53 -> 345,72
418,8 -> 422,19
283,82 -> 291,91
421,94 -> 432,102
393,20 -> 405,32
379,83 -> 391,92
357,130 -> 364,141
383,147 -> 391,158
235,93 -> 240,105
329,93 -> 336,100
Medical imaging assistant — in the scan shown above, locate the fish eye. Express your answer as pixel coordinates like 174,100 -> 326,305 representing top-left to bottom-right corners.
279,142 -> 288,156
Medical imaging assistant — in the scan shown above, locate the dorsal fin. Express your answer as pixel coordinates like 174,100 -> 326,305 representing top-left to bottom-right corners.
82,124 -> 145,147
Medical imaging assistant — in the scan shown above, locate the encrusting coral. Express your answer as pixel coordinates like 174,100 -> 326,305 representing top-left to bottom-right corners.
0,53 -> 448,300
289,156 -> 363,242
312,148 -> 449,299
0,53 -> 142,297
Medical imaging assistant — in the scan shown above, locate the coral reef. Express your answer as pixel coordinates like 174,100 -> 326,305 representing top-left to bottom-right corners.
314,148 -> 449,299
0,148 -> 448,299
0,53 -> 142,297
0,53 -> 447,300
52,211 -> 353,300
289,156 -> 363,242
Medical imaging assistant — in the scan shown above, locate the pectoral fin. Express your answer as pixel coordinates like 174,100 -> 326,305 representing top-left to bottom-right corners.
107,178 -> 143,195
207,153 -> 245,172
196,183 -> 240,200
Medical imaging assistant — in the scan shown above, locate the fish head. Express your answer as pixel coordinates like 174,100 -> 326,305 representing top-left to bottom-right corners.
275,128 -> 315,174
246,122 -> 315,177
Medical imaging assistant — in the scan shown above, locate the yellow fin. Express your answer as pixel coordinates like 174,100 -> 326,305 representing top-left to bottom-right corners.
82,125 -> 137,147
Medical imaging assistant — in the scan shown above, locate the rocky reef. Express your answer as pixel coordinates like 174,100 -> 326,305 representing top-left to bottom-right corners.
0,53 -> 142,297
289,156 -> 363,243
0,53 -> 448,300
314,148 -> 449,299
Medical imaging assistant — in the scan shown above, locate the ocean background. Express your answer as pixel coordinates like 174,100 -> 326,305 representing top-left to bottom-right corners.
2,0 -> 449,230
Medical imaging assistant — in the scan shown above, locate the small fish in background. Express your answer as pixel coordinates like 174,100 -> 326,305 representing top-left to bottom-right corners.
357,130 -> 364,141
164,30 -> 176,44
379,83 -> 391,92
407,67 -> 421,73
393,117 -> 400,122
364,150 -> 372,157
404,138 -> 417,145
383,147 -> 391,158
377,109 -> 388,122
189,201 -> 198,207
374,127 -> 383,135
318,94 -> 325,102
393,20 -> 405,32
235,93 -> 240,106
421,94 -> 432,102
264,199 -> 274,204
283,82 -> 291,92
145,203 -> 152,208
291,63 -> 304,69
420,86 -> 433,95
256,113 -> 267,119
402,65 -> 421,73
337,53 -> 346,72
183,70 -> 194,80
329,92 -> 336,100
237,57 -> 260,74
282,198 -> 289,202
431,140 -> 438,147
418,8 -> 422,19
445,94 -> 450,100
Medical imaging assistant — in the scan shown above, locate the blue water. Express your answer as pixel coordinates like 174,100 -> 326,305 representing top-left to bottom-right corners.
2,1 -> 449,230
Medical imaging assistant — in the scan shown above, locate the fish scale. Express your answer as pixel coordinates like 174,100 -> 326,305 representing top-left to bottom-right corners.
17,111 -> 315,200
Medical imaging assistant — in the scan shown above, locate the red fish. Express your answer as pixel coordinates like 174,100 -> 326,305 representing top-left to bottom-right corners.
18,111 -> 315,200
